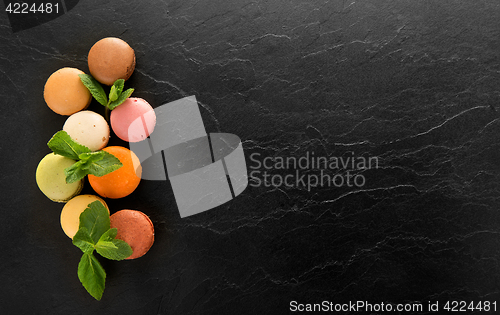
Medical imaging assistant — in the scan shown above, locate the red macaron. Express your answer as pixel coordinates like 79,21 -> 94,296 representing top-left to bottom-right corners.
110,210 -> 154,259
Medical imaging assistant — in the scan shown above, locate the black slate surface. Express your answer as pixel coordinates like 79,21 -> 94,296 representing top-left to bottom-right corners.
1,0 -> 500,314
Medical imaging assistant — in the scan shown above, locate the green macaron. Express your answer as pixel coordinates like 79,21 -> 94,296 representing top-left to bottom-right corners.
36,153 -> 83,202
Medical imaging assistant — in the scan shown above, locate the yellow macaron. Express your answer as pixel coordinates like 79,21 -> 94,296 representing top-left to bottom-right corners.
60,195 -> 109,238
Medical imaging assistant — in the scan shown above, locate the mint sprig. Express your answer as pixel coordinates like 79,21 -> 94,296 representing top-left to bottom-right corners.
47,130 -> 90,160
78,75 -> 134,111
73,201 -> 133,300
109,87 -> 134,110
47,131 -> 122,183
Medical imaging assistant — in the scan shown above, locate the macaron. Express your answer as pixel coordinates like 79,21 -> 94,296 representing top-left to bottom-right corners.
60,195 -> 109,238
110,210 -> 154,259
36,153 -> 83,202
44,67 -> 92,115
88,37 -> 136,86
88,146 -> 142,199
63,110 -> 110,151
110,97 -> 156,142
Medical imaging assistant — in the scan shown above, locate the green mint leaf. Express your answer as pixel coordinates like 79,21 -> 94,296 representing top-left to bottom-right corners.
64,160 -> 87,183
96,238 -> 133,261
86,151 -> 123,177
108,88 -> 134,110
78,252 -> 106,300
78,74 -> 108,106
96,228 -> 133,261
64,151 -> 121,183
112,239 -> 133,259
79,201 -> 110,244
78,152 -> 105,169
109,86 -> 118,103
108,79 -> 124,102
72,227 -> 95,254
96,240 -> 118,251
114,79 -> 125,95
47,131 -> 91,160
98,228 -> 117,243
95,240 -> 118,259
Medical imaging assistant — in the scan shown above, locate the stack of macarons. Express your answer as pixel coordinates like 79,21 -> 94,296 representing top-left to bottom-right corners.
36,37 -> 156,259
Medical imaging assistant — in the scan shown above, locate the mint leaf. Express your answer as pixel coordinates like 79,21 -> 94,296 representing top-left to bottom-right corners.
79,74 -> 108,106
112,239 -> 133,259
78,151 -> 105,169
96,239 -> 132,260
86,151 -> 123,177
79,201 -> 110,244
78,252 -> 106,300
109,86 -> 118,103
96,228 -> 133,261
64,161 -> 88,184
95,241 -> 118,252
47,131 -> 91,160
108,88 -> 134,110
109,79 -> 124,102
95,228 -> 133,260
79,151 -> 104,163
62,151 -> 122,183
96,240 -> 118,251
72,227 -> 95,254
95,240 -> 118,259
98,227 -> 117,242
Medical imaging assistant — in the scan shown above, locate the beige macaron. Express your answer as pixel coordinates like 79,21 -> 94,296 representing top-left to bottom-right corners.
63,110 -> 110,151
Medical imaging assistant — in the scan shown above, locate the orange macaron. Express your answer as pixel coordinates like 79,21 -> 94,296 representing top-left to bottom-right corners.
88,146 -> 142,199
110,210 -> 154,259
43,67 -> 92,115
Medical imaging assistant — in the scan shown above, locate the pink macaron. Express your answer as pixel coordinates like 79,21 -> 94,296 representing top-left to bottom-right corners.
110,97 -> 156,142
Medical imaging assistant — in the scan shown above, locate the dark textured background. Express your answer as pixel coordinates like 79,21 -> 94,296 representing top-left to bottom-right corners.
1,0 -> 500,314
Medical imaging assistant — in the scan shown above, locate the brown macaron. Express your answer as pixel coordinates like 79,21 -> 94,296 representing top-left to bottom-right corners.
110,210 -> 154,259
88,37 -> 136,85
